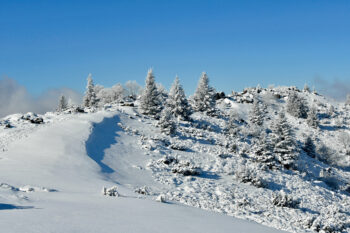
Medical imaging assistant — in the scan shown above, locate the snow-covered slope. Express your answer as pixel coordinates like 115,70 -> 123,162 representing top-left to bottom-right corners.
1,86 -> 350,233
0,109 -> 284,233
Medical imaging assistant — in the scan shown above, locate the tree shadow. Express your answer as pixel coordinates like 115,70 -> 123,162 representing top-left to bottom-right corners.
85,115 -> 121,173
0,203 -> 34,210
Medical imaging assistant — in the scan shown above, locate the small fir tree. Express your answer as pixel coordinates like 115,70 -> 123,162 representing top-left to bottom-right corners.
249,100 -> 263,126
167,76 -> 191,120
271,112 -> 298,169
192,72 -> 215,112
307,107 -> 319,128
225,109 -> 240,135
158,107 -> 176,135
253,132 -> 275,168
58,95 -> 68,112
83,73 -> 97,108
286,92 -> 308,119
139,69 -> 162,116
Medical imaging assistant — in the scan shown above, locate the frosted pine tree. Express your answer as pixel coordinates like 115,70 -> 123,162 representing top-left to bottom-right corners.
253,132 -> 275,168
167,76 -> 191,120
57,95 -> 68,112
307,107 -> 319,128
271,112 -> 298,169
286,92 -> 308,118
192,72 -> 215,112
249,100 -> 263,126
83,73 -> 97,108
158,107 -> 176,135
139,69 -> 162,116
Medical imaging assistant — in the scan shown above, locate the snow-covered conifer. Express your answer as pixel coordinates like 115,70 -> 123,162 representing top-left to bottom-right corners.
307,107 -> 319,128
192,72 -> 215,112
271,112 -> 298,169
286,92 -> 308,119
303,84 -> 310,92
303,136 -> 316,158
167,76 -> 191,120
139,69 -> 162,116
83,73 -> 97,108
158,107 -> 176,135
249,100 -> 263,126
57,95 -> 68,112
253,132 -> 275,168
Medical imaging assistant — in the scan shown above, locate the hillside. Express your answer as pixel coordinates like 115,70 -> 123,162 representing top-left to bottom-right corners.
1,86 -> 350,233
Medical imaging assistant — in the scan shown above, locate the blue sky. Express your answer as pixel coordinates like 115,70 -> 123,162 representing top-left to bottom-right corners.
0,0 -> 349,96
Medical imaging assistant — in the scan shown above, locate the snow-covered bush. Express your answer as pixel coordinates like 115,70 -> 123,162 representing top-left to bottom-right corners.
158,108 -> 176,135
124,80 -> 142,99
235,165 -> 267,188
102,186 -> 119,197
139,69 -> 162,117
96,84 -> 125,106
192,72 -> 216,113
272,191 -> 299,208
286,92 -> 308,119
171,161 -> 201,176
225,109 -> 240,136
135,186 -> 151,195
307,107 -> 319,128
338,132 -> 350,156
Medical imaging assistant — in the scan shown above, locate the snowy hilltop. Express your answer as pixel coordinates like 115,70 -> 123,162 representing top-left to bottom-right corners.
1,70 -> 350,233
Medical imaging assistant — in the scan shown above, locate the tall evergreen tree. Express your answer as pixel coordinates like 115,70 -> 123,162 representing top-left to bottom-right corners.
167,76 -> 191,120
58,95 -> 68,112
249,100 -> 263,126
139,69 -> 162,116
83,73 -> 97,108
307,107 -> 319,128
286,92 -> 308,118
271,112 -> 298,169
192,72 -> 215,112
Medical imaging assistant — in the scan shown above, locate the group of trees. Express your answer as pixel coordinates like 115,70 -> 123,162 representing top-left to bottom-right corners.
140,69 -> 215,134
58,70 -> 345,170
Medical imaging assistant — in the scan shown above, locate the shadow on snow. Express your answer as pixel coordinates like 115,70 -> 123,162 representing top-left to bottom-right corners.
85,115 -> 121,174
0,203 -> 34,210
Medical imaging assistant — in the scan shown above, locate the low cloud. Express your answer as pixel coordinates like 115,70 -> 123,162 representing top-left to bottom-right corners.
313,77 -> 350,101
0,77 -> 82,118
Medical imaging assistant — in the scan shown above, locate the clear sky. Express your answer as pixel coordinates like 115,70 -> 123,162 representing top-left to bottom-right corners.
0,0 -> 349,96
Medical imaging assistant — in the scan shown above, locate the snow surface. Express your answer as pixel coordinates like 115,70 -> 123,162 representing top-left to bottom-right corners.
0,109 -> 284,233
1,87 -> 350,233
